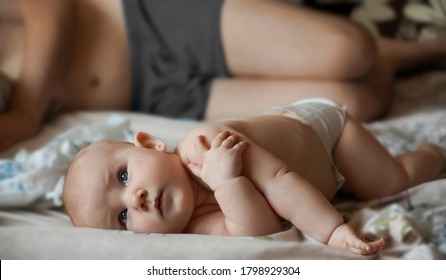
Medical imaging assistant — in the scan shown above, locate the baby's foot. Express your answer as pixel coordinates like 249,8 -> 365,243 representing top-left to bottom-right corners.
327,224 -> 385,256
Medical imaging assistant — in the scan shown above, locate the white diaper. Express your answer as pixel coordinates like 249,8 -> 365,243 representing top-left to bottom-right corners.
266,98 -> 347,188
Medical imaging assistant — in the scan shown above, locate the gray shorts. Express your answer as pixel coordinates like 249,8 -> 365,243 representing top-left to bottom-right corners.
122,0 -> 229,119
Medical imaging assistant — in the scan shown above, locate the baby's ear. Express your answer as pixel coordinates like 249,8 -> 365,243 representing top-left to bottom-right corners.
133,132 -> 167,152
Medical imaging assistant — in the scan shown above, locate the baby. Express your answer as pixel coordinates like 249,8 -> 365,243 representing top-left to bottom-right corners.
63,99 -> 446,256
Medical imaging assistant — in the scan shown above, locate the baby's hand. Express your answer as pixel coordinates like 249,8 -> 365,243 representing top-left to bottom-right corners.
189,131 -> 248,190
327,224 -> 385,256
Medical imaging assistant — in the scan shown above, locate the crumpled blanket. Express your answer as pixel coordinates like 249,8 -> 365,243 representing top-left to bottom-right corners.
0,114 -> 133,208
328,180 -> 446,259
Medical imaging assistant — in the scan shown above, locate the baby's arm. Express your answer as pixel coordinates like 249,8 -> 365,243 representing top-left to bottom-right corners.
0,0 -> 75,150
189,131 -> 282,236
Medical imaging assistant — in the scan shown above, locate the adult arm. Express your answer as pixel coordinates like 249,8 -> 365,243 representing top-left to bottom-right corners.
0,0 -> 75,150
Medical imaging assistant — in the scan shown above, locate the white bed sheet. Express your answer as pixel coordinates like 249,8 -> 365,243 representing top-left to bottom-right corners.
1,72 -> 446,260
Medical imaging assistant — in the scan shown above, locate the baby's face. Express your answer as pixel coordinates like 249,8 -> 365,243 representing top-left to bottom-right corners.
69,140 -> 195,233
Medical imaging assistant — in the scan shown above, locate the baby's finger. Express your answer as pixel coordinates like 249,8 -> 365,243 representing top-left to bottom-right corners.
349,239 -> 384,256
232,140 -> 248,153
221,134 -> 240,148
362,239 -> 385,256
345,238 -> 371,256
211,131 -> 230,148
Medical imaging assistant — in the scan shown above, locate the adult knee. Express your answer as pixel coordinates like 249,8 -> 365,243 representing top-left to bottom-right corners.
329,23 -> 378,80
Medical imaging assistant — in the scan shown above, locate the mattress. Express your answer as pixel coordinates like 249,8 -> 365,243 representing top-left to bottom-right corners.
1,72 -> 446,260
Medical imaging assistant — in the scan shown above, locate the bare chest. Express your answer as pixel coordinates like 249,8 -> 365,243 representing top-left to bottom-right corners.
184,193 -> 226,235
59,0 -> 132,111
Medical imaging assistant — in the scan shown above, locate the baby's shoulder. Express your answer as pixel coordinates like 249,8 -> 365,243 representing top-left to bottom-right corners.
175,122 -> 231,161
183,122 -> 236,144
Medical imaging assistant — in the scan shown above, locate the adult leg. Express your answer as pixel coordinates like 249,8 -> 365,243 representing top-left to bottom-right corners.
333,116 -> 446,200
206,78 -> 388,121
214,0 -> 446,121
222,0 -> 446,80
207,34 -> 446,121
221,0 -> 377,80
376,36 -> 446,72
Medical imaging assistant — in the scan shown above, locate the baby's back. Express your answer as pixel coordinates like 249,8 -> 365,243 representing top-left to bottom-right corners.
179,115 -> 339,199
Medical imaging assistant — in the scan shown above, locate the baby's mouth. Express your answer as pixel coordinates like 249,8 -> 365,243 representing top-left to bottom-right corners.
158,190 -> 164,216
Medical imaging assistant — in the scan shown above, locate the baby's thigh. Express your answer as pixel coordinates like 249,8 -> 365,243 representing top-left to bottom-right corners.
333,116 -> 406,200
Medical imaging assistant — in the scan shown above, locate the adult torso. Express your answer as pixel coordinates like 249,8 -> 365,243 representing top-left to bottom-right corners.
0,0 -> 132,112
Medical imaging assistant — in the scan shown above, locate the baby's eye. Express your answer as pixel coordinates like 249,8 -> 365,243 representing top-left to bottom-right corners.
119,170 -> 128,185
119,209 -> 127,227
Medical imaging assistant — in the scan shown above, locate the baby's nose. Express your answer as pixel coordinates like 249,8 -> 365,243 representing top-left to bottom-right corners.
131,188 -> 148,211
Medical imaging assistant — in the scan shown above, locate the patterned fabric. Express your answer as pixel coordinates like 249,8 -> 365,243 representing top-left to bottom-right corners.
0,115 -> 133,208
351,0 -> 446,40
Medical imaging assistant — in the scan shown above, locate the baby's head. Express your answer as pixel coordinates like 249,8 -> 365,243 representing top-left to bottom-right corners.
63,132 -> 196,233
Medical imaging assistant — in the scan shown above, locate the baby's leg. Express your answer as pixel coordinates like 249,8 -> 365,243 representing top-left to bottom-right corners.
333,116 -> 446,200
328,223 -> 385,256
396,143 -> 446,186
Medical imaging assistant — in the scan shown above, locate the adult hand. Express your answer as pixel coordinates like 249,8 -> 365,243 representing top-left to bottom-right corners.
0,109 -> 41,151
